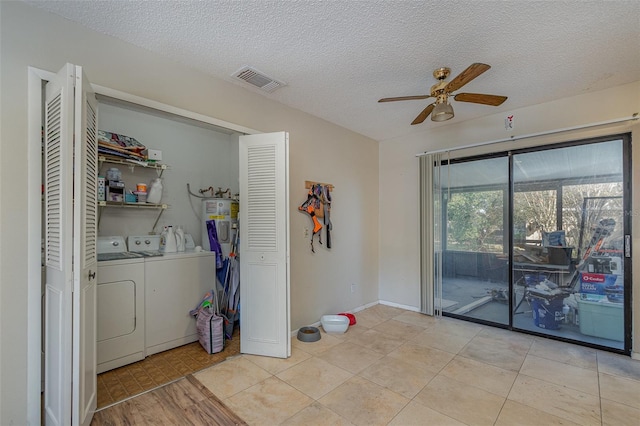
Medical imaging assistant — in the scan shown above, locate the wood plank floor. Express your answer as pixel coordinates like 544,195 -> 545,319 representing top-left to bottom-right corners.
91,373 -> 247,425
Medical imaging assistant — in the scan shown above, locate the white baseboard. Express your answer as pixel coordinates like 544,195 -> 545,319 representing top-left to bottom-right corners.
378,299 -> 421,312
291,300 -> 425,336
352,300 -> 379,313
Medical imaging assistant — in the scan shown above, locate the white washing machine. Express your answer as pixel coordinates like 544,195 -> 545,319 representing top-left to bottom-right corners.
126,234 -> 217,356
143,250 -> 217,355
97,236 -> 145,374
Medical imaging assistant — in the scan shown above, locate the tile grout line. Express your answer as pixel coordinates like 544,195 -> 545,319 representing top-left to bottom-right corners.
494,333 -> 534,426
595,351 -> 603,426
97,375 -> 117,408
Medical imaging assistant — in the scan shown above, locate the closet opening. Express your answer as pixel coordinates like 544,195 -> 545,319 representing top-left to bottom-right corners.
30,64 -> 290,424
90,94 -> 250,409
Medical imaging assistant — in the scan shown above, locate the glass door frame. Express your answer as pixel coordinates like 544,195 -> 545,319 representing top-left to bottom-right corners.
438,133 -> 632,355
439,155 -> 510,326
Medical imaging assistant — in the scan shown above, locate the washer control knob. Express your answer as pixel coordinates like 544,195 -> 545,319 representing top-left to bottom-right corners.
135,240 -> 141,245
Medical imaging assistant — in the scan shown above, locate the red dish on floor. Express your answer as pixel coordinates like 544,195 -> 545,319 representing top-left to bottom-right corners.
338,312 -> 356,325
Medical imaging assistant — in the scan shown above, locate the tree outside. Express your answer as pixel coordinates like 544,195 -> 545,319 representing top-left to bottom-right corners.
446,189 -> 504,253
446,182 -> 622,256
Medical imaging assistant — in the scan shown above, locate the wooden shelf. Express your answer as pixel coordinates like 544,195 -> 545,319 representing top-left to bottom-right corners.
305,180 -> 334,191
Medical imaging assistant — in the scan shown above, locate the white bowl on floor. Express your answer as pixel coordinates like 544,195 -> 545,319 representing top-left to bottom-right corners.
320,315 -> 349,333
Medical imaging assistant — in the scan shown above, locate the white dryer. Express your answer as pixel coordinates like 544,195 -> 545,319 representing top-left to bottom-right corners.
96,236 -> 145,373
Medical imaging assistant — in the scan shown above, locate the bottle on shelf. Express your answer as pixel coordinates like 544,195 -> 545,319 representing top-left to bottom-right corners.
147,178 -> 163,204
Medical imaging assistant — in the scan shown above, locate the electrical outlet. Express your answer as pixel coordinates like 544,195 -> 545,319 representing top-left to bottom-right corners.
304,227 -> 309,238
351,283 -> 356,293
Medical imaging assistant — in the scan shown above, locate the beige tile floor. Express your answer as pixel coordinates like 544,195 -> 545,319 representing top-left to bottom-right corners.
191,304 -> 640,426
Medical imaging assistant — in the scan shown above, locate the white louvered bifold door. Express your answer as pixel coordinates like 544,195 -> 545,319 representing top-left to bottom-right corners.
239,132 -> 290,358
44,64 -> 75,426
72,65 -> 98,426
43,64 -> 98,426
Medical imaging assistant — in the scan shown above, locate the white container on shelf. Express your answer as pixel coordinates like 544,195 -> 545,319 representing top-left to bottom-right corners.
147,178 -> 163,204
106,167 -> 121,181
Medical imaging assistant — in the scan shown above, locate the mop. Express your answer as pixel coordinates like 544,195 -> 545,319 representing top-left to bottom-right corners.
226,257 -> 240,336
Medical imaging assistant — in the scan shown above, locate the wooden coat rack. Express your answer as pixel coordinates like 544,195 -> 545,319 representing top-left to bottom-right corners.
304,180 -> 334,191
303,181 -> 333,218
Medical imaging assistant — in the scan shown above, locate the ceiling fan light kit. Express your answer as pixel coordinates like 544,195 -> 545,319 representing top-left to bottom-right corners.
379,63 -> 507,125
432,100 -> 454,122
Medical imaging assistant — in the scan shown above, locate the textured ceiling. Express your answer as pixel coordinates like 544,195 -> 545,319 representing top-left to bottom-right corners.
26,1 -> 640,142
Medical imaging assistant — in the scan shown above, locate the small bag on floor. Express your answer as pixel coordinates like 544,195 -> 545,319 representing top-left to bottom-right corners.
196,306 -> 225,354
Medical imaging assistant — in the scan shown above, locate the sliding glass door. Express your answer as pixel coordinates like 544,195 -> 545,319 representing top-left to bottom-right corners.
436,135 -> 630,352
511,139 -> 628,350
440,156 -> 510,325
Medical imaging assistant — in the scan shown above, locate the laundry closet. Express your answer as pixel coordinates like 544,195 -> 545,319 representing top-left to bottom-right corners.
95,95 -> 241,373
37,64 -> 290,425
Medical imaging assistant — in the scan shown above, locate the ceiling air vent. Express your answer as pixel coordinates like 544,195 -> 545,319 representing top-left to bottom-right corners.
232,66 -> 285,93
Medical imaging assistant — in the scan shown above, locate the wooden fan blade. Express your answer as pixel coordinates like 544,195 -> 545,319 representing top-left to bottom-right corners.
379,95 -> 431,102
411,103 -> 435,125
444,63 -> 491,93
454,93 -> 507,106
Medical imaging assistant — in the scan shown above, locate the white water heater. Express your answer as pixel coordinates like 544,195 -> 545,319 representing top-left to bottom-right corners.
202,198 -> 239,257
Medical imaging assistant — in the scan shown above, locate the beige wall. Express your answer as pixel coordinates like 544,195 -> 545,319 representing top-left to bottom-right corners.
379,80 -> 640,353
0,2 -> 379,423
